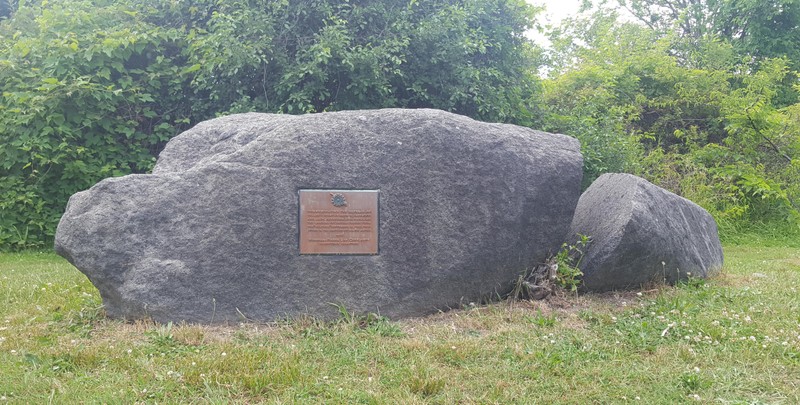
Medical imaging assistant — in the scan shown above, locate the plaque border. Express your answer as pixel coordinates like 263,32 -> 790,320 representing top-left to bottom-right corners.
297,189 -> 380,256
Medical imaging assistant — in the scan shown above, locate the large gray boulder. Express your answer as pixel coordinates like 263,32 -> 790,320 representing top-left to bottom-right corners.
568,173 -> 723,292
55,109 -> 583,323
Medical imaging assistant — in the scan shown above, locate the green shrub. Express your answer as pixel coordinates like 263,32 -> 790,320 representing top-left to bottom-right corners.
0,0 -> 194,249
554,234 -> 589,292
0,0 -> 544,250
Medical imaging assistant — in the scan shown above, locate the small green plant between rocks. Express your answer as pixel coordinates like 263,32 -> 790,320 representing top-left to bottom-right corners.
554,234 -> 590,292
510,234 -> 590,300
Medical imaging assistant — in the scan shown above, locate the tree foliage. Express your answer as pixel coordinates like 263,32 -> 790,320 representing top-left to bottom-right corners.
182,0 -> 541,121
1,0 -> 798,250
0,0 -> 193,249
0,0 -> 543,250
619,0 -> 800,106
542,5 -> 799,234
619,0 -> 800,64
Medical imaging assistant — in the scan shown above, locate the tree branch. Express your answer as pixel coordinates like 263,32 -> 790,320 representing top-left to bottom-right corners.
744,109 -> 794,165
744,108 -> 799,212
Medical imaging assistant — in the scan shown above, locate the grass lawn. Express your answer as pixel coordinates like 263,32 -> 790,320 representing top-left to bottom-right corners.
1,245 -> 798,403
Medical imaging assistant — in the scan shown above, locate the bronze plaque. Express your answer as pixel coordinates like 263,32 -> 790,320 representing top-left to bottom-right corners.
299,190 -> 379,255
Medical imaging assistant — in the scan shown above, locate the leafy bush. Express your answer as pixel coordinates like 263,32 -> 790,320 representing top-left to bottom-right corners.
0,0 -> 195,249
0,0 -> 543,250
542,10 -> 799,237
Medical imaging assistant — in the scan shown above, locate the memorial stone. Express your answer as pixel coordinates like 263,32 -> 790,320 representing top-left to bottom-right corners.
55,109 -> 583,323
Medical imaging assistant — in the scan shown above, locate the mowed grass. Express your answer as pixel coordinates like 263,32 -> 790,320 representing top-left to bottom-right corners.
1,246 -> 799,403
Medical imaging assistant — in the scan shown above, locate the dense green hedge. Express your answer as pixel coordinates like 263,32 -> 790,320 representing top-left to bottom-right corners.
0,0 -> 541,250
1,0 -> 798,251
1,1 -> 192,249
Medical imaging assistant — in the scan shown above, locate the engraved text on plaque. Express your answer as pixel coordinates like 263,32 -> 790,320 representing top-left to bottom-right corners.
299,190 -> 379,254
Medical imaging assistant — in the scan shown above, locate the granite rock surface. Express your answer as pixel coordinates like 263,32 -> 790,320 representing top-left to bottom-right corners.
568,173 -> 723,292
55,109 -> 583,323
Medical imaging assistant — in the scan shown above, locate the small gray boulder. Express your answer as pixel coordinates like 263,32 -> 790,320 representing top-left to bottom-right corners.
568,173 -> 723,291
55,109 -> 583,323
